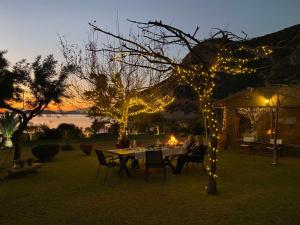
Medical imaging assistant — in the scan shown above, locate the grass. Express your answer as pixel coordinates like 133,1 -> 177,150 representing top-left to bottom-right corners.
0,135 -> 300,225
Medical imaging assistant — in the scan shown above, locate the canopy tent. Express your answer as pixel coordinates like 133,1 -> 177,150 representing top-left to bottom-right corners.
216,85 -> 300,152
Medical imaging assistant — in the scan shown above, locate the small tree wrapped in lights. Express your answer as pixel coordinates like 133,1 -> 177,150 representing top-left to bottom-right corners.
87,20 -> 272,194
61,34 -> 174,137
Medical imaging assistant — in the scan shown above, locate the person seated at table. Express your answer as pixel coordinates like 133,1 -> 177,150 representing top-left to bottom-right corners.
171,135 -> 195,172
182,135 -> 195,151
188,135 -> 206,159
173,135 -> 205,174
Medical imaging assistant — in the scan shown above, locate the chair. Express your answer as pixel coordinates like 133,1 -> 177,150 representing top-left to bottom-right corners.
239,136 -> 255,153
186,146 -> 207,174
145,150 -> 167,183
95,149 -> 120,181
263,139 -> 283,156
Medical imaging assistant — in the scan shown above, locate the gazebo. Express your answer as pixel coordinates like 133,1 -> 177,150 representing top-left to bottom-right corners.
216,85 -> 300,156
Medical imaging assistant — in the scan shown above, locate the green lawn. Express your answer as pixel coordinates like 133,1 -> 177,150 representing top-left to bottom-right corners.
0,135 -> 300,225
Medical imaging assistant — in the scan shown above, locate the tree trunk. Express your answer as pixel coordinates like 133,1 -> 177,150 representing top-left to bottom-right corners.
12,129 -> 22,161
119,121 -> 127,137
155,125 -> 160,135
272,107 -> 279,165
201,99 -> 218,194
12,119 -> 29,161
206,135 -> 218,194
119,101 -> 129,137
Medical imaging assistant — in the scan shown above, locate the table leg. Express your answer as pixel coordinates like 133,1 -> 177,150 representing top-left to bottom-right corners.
118,156 -> 131,177
164,156 -> 175,172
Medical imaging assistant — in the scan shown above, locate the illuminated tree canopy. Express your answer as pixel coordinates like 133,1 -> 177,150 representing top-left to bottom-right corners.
61,35 -> 174,136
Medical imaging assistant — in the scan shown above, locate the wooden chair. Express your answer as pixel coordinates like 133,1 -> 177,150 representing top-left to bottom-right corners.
95,149 -> 120,181
145,150 -> 167,183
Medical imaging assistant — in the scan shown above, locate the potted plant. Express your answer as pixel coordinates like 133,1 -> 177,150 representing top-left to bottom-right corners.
0,112 -> 19,148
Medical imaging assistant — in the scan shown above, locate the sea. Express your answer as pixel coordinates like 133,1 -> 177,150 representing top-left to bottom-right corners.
30,114 -> 92,129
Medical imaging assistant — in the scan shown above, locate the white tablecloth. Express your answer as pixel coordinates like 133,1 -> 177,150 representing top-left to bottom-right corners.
133,147 -> 184,159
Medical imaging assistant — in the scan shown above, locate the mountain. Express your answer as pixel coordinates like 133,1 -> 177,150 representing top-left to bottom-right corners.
179,24 -> 300,100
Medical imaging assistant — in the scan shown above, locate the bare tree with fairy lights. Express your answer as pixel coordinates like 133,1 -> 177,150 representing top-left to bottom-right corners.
84,20 -> 272,194
60,31 -> 174,137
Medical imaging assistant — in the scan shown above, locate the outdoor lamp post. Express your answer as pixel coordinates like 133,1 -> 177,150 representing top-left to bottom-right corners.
264,93 -> 279,165
272,94 -> 281,165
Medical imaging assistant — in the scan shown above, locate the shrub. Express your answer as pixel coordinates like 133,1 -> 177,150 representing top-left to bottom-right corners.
32,144 -> 60,162
36,123 -> 83,140
37,125 -> 61,140
80,144 -> 94,156
57,123 -> 83,140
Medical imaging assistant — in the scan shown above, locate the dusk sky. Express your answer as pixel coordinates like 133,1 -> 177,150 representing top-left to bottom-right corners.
0,0 -> 299,65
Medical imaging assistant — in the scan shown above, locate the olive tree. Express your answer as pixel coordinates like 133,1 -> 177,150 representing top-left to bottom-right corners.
0,51 -> 72,161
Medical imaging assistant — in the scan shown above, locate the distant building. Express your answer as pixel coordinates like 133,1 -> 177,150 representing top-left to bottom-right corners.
216,85 -> 300,147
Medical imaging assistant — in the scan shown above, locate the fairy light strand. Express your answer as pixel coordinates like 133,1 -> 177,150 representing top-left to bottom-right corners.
173,46 -> 272,183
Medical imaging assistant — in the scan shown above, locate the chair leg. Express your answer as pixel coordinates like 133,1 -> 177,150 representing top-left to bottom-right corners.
104,167 -> 109,182
186,162 -> 189,174
163,166 -> 166,183
96,166 -> 100,177
145,168 -> 148,183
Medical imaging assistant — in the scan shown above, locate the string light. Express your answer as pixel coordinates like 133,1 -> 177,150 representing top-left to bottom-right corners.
92,94 -> 174,136
237,107 -> 267,133
173,45 -> 272,184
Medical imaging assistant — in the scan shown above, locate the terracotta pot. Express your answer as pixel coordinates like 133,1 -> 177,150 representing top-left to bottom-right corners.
3,138 -> 13,148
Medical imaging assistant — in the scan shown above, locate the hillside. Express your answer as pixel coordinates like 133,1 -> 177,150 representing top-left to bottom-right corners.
178,24 -> 300,100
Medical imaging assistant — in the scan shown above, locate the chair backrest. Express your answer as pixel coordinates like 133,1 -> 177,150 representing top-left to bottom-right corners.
243,136 -> 255,143
191,145 -> 206,162
145,150 -> 163,167
185,142 -> 195,154
95,149 -> 107,166
136,141 -> 144,147
270,138 -> 282,145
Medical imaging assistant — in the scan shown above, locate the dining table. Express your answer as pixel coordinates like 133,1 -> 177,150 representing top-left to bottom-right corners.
105,146 -> 184,177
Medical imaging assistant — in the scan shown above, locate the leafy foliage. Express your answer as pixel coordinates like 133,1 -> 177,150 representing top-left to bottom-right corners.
0,51 -> 72,160
91,119 -> 109,134
37,123 -> 83,140
57,123 -> 83,139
